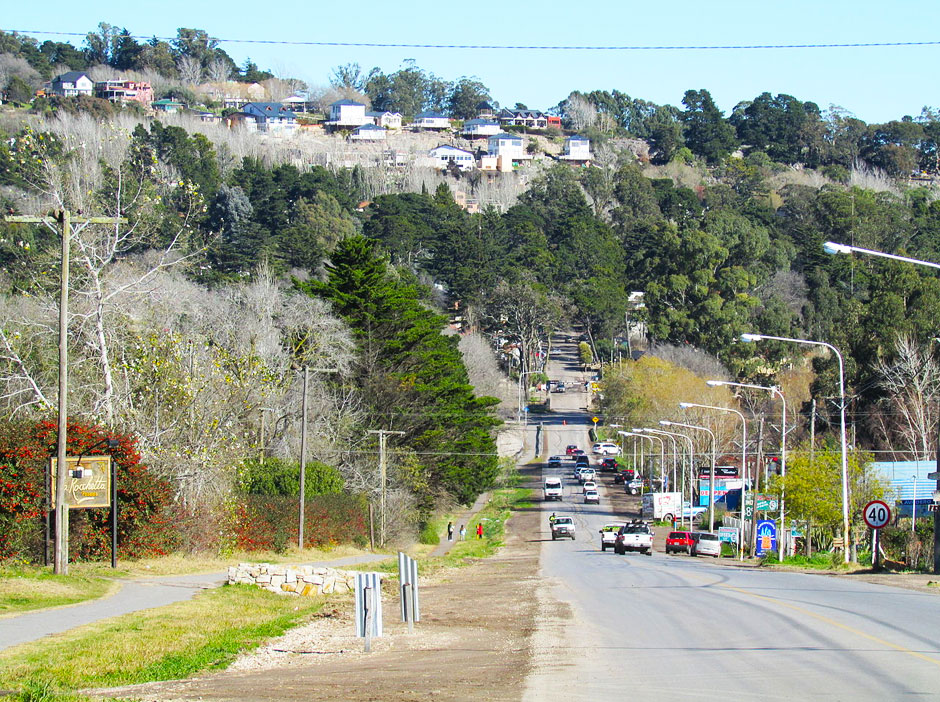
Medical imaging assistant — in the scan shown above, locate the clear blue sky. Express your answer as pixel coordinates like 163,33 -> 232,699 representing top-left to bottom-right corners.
4,0 -> 938,123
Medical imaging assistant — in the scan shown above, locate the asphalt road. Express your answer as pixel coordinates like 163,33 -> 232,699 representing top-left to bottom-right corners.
523,335 -> 940,701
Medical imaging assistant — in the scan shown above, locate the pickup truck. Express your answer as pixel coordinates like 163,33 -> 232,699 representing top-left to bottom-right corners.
550,516 -> 576,540
543,478 -> 563,501
599,522 -> 627,551
614,521 -> 654,555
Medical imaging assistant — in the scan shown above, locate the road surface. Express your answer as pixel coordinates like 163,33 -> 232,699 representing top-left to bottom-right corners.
524,334 -> 940,701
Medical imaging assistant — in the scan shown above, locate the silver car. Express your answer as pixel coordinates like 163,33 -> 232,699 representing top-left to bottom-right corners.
691,532 -> 721,557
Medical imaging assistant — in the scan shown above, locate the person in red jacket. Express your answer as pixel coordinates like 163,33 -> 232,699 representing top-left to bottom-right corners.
476,523 -> 483,539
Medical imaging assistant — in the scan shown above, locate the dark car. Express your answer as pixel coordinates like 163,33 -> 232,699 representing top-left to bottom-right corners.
613,468 -> 636,484
547,455 -> 562,468
665,531 -> 696,554
575,455 -> 590,468
600,458 -> 620,472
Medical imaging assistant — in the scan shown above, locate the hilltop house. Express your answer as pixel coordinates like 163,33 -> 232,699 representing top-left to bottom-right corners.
427,145 -> 476,171
327,100 -> 369,130
152,98 -> 183,113
461,118 -> 501,138
367,111 -> 403,130
350,123 -> 387,141
47,71 -> 93,97
559,135 -> 593,164
240,102 -> 298,133
413,112 -> 451,130
197,81 -> 265,109
497,108 -> 548,130
94,80 -> 154,105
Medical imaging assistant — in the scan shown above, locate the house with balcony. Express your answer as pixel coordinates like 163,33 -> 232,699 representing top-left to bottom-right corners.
326,99 -> 369,131
94,80 -> 154,106
427,145 -> 476,171
413,111 -> 451,130
461,118 -> 501,138
487,132 -> 528,171
47,71 -> 94,97
559,135 -> 593,164
367,111 -> 403,130
350,123 -> 387,141
497,108 -> 548,130
241,102 -> 298,133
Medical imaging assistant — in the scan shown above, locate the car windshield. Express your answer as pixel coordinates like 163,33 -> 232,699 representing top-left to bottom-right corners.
699,533 -> 719,541
624,525 -> 648,534
555,517 -> 573,525
602,525 -> 623,532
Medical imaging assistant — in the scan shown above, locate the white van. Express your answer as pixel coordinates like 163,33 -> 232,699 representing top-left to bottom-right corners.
543,478 -> 563,501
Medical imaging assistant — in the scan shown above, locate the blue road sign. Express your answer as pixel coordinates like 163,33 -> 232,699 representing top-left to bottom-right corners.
755,520 -> 777,556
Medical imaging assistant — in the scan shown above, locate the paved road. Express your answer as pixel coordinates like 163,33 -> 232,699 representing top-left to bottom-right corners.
0,553 -> 388,652
523,335 -> 940,701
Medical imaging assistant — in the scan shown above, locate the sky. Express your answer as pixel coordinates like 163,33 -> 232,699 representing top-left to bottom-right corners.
4,0 -> 939,123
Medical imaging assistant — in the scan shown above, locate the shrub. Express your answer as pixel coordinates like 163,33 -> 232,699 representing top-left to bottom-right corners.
418,522 -> 440,545
235,457 -> 344,499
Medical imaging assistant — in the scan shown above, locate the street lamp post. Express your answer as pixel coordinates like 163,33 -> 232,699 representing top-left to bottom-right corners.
634,427 -> 678,492
620,431 -> 664,489
679,402 -> 748,559
741,332 -> 849,564
640,427 -> 694,529
662,420 -> 717,532
708,380 -> 788,554
517,370 -> 540,425
825,240 -> 940,573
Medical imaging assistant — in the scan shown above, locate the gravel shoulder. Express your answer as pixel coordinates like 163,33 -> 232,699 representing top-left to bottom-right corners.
90,491 -> 542,702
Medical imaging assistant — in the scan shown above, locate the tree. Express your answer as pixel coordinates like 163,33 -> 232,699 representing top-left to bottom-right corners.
681,89 -> 738,163
448,77 -> 490,119
83,22 -> 119,66
330,62 -> 365,92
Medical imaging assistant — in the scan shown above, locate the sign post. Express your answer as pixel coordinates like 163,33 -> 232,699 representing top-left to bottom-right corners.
863,499 -> 891,571
755,520 -> 778,557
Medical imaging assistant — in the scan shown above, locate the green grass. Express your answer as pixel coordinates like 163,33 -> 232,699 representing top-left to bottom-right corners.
0,584 -> 324,693
0,566 -> 117,617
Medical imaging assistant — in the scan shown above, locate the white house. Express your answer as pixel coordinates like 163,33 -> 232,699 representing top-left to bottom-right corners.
487,133 -> 526,160
350,123 -> 387,141
461,118 -> 501,138
47,71 -> 93,97
559,135 -> 593,163
327,99 -> 369,129
367,111 -> 402,130
413,111 -> 451,130
241,102 -> 298,133
427,145 -> 476,171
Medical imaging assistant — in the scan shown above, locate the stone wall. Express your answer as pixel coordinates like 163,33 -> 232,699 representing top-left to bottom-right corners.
228,563 -> 357,597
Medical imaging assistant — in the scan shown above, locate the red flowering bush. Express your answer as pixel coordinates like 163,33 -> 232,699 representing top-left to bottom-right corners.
0,418 -> 177,562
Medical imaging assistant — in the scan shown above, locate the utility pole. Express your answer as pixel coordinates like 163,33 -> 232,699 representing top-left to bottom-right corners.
368,429 -> 404,546
6,210 -> 125,575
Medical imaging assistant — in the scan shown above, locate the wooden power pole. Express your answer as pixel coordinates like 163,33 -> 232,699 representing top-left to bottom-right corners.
5,210 -> 125,574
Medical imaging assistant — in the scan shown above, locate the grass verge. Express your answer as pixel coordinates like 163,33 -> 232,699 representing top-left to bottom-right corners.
0,584 -> 324,694
0,567 -> 117,617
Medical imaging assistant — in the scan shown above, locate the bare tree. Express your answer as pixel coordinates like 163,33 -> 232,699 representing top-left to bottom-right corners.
205,58 -> 232,84
176,55 -> 203,86
563,93 -> 597,132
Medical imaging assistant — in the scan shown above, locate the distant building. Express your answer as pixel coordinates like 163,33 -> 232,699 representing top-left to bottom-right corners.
413,111 -> 451,130
327,99 -> 369,129
47,71 -> 94,97
497,108 -> 548,130
427,145 -> 476,171
152,98 -> 184,113
197,81 -> 265,109
559,135 -> 593,164
461,118 -> 501,138
367,111 -> 403,130
350,123 -> 387,141
94,80 -> 154,106
241,102 -> 298,133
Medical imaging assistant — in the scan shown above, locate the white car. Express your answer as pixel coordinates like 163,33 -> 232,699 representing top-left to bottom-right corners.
582,480 -> 597,493
584,489 -> 599,504
599,522 -> 627,551
592,442 -> 621,456
577,468 -> 596,483
691,532 -> 721,557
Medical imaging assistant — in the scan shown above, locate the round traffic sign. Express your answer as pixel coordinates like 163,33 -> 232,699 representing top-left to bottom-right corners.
863,500 -> 891,529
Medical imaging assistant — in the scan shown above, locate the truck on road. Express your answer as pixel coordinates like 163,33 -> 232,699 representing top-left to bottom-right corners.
642,492 -> 682,522
543,477 -> 563,501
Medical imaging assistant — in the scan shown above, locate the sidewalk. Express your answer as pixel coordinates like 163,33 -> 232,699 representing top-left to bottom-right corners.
0,552 -> 388,652
430,490 -> 492,558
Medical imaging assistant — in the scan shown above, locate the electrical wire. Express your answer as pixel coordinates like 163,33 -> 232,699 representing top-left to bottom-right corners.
3,29 -> 939,52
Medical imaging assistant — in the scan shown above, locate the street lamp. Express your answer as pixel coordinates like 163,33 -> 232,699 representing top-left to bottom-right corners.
619,430 -> 664,490
824,241 -> 940,573
708,380 -> 788,554
679,402 -> 748,559
634,427 -> 679,492
517,370 -> 540,425
646,427 -> 695,529
740,332 -> 849,563
662,419 -> 717,532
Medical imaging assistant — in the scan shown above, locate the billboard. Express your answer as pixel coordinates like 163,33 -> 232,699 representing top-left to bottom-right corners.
50,456 -> 112,509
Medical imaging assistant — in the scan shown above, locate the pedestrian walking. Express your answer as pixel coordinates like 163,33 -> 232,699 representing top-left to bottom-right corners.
447,521 -> 454,541
459,524 -> 466,540
476,522 -> 483,539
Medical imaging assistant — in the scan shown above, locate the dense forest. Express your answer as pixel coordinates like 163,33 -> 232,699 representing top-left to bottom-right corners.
2,23 -> 940,560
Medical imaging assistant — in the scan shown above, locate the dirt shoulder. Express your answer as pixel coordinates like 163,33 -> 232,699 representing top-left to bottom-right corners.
90,493 -> 542,702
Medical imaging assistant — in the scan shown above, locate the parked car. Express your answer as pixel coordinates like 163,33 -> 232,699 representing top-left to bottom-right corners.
599,522 -> 627,551
691,531 -> 721,557
551,384 -> 566,393
613,469 -> 636,484
600,458 -> 620,472
614,521 -> 654,555
582,480 -> 597,493
584,489 -> 599,504
665,531 -> 696,554
565,445 -> 579,455
624,478 -> 644,495
592,442 -> 621,456
551,516 -> 576,540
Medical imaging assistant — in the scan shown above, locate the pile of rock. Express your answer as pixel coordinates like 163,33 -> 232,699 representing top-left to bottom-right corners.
228,563 -> 357,597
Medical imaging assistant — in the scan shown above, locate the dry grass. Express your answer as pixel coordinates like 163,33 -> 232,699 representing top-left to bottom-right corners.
0,571 -> 116,618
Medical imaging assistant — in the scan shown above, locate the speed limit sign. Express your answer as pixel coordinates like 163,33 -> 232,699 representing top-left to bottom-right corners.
863,500 -> 891,529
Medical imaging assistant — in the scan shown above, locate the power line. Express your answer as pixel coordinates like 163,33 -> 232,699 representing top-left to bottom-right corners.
4,29 -> 939,52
